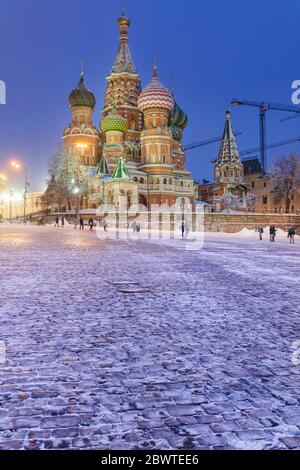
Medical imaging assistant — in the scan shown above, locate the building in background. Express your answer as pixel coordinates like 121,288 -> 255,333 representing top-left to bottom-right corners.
243,158 -> 300,213
0,192 -> 44,220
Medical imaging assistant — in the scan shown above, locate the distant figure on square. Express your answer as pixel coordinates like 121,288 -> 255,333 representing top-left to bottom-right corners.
79,217 -> 84,230
55,216 -> 59,228
288,227 -> 296,244
181,221 -> 185,238
269,226 -> 276,242
88,218 -> 94,231
61,216 -> 65,228
257,227 -> 264,240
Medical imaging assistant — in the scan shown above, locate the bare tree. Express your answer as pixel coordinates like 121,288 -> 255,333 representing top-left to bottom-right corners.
268,154 -> 300,213
220,193 -> 240,213
42,146 -> 70,210
43,146 -> 91,212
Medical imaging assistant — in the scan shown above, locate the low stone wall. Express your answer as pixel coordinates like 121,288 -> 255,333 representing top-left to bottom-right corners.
31,211 -> 300,235
204,213 -> 300,234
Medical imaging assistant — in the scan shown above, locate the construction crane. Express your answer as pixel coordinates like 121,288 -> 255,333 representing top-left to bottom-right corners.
280,113 -> 300,122
183,132 -> 242,152
240,135 -> 300,158
230,99 -> 300,173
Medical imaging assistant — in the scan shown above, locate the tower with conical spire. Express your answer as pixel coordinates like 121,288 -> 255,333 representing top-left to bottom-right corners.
215,111 -> 244,184
103,8 -> 143,150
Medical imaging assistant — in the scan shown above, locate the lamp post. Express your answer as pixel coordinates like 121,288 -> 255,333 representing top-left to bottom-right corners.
9,189 -> 13,223
11,161 -> 29,223
0,173 -> 9,222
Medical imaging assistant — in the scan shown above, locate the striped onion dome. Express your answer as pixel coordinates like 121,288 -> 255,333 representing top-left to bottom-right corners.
170,125 -> 183,142
69,74 -> 96,109
101,106 -> 128,133
138,66 -> 174,112
169,101 -> 188,129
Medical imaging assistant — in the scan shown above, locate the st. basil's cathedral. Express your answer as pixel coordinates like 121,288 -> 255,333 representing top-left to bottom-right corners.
63,11 -> 195,211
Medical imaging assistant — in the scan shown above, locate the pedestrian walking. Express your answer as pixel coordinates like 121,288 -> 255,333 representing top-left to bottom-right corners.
61,216 -> 65,228
181,221 -> 185,238
132,221 -> 137,233
88,218 -> 94,231
288,227 -> 296,244
79,217 -> 84,230
257,227 -> 264,241
269,225 -> 276,242
55,216 -> 59,228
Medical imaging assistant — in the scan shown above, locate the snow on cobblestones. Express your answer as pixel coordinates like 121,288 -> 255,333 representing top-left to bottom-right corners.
0,224 -> 300,450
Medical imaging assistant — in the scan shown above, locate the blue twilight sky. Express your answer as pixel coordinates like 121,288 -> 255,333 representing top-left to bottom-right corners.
0,0 -> 300,191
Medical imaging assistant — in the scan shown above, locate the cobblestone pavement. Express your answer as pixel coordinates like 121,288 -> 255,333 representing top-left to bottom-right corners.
0,224 -> 300,450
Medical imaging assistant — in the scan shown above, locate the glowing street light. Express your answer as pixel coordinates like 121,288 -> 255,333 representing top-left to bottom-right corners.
10,160 -> 29,223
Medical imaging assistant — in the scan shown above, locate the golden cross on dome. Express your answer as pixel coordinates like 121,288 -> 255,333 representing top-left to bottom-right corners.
170,76 -> 176,93
152,52 -> 158,78
122,0 -> 126,16
153,52 -> 158,67
80,59 -> 85,78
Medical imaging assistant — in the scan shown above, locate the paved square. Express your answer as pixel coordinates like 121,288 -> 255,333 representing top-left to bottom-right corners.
0,224 -> 299,450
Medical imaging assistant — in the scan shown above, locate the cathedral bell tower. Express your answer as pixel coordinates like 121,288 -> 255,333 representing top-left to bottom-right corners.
102,11 -> 143,149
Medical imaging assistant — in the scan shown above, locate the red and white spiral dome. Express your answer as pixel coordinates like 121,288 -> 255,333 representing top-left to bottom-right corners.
138,67 -> 174,112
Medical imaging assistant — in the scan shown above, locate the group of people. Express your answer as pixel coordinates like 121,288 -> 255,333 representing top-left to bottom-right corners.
54,216 -> 65,228
256,226 -> 296,243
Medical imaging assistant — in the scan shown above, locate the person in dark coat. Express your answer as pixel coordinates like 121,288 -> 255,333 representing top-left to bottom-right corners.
55,216 -> 59,228
88,218 -> 94,231
61,216 -> 65,228
181,221 -> 185,238
288,227 -> 296,244
269,225 -> 276,242
79,218 -> 84,230
257,227 -> 264,241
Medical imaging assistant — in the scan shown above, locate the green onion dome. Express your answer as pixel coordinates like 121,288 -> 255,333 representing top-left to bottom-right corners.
169,101 -> 188,129
101,107 -> 128,133
69,75 -> 96,109
170,125 -> 183,142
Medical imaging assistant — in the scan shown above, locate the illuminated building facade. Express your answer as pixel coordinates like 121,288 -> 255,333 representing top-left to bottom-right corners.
62,11 -> 195,210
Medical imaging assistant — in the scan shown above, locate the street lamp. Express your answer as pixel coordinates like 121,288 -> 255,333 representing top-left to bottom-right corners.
11,161 -> 29,223
0,174 -> 15,223
0,174 -> 7,222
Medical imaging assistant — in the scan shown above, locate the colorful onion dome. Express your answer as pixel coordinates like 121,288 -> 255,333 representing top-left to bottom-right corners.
170,125 -> 183,142
101,106 -> 128,133
169,101 -> 188,129
69,74 -> 96,109
138,66 -> 174,112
